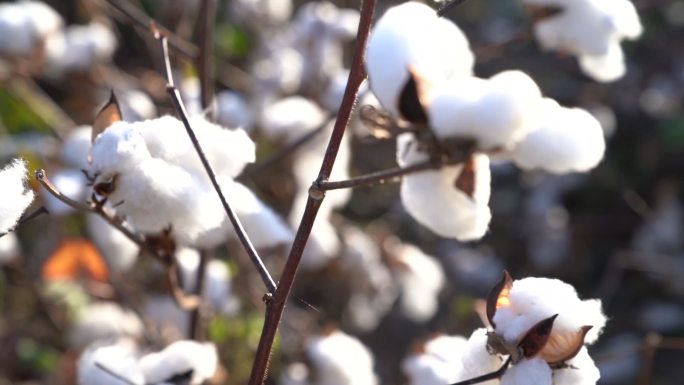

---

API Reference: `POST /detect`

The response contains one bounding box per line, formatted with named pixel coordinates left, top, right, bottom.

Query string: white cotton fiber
left=397, top=134, right=491, bottom=241
left=86, top=213, right=139, bottom=272
left=139, top=340, right=217, bottom=385
left=61, top=125, right=93, bottom=170
left=392, top=243, right=446, bottom=322
left=69, top=302, right=143, bottom=351
left=0, top=158, right=34, bottom=234
left=428, top=71, right=542, bottom=150
left=77, top=340, right=144, bottom=385
left=553, top=347, right=601, bottom=385
left=500, top=357, right=552, bottom=385
left=366, top=1, right=473, bottom=117
left=306, top=330, right=378, bottom=385
left=509, top=98, right=605, bottom=174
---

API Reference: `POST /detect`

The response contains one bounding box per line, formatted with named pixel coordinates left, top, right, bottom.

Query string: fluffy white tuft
left=500, top=357, right=552, bottom=385
left=553, top=347, right=601, bottom=385
left=69, top=302, right=144, bottom=351
left=306, top=330, right=378, bottom=385
left=0, top=158, right=35, bottom=234
left=392, top=243, right=446, bottom=322
left=402, top=335, right=467, bottom=385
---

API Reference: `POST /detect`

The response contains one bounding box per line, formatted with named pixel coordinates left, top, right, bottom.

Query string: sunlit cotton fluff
left=492, top=276, right=606, bottom=361
left=522, top=0, right=642, bottom=81
left=553, top=347, right=601, bottom=385
left=397, top=134, right=491, bottom=241
left=366, top=1, right=474, bottom=118
left=508, top=98, right=606, bottom=174
left=138, top=340, right=218, bottom=385
left=306, top=329, right=378, bottom=385
left=427, top=71, right=543, bottom=150
left=0, top=158, right=35, bottom=234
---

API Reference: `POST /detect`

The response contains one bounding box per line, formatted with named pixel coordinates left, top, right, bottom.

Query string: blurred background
left=0, top=0, right=682, bottom=384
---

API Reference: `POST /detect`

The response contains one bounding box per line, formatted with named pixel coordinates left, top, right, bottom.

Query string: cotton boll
left=403, top=335, right=467, bottom=385
left=86, top=214, right=139, bottom=272
left=509, top=99, right=606, bottom=174
left=260, top=96, right=328, bottom=141
left=366, top=2, right=473, bottom=118
left=330, top=8, right=360, bottom=40
left=428, top=71, right=542, bottom=150
left=230, top=0, right=292, bottom=26
left=139, top=340, right=218, bottom=385
left=0, top=158, right=35, bottom=234
left=77, top=340, right=144, bottom=385
left=69, top=302, right=144, bottom=351
left=553, top=347, right=600, bottom=385
left=500, top=358, right=552, bottom=385
left=47, top=21, right=117, bottom=73
left=181, top=76, right=203, bottom=117
left=0, top=233, right=20, bottom=264
left=216, top=90, right=255, bottom=132
left=578, top=41, right=626, bottom=82
left=144, top=295, right=189, bottom=342
left=0, top=5, right=35, bottom=56
left=41, top=169, right=88, bottom=215
left=61, top=126, right=93, bottom=170
left=22, top=0, right=63, bottom=39
left=253, top=48, right=304, bottom=94
left=397, top=134, right=491, bottom=241
left=119, top=90, right=157, bottom=122
left=457, top=328, right=502, bottom=383
left=306, top=330, right=378, bottom=385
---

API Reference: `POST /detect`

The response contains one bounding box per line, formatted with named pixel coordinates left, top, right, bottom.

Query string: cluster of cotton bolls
left=402, top=273, right=606, bottom=385
left=521, top=0, right=642, bottom=82
left=0, top=1, right=117, bottom=75
left=366, top=1, right=608, bottom=241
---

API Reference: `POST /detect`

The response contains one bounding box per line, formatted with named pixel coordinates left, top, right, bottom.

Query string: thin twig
left=103, top=0, right=198, bottom=58
left=0, top=206, right=49, bottom=238
left=167, top=261, right=202, bottom=311
left=449, top=356, right=512, bottom=385
left=95, top=362, right=138, bottom=385
left=247, top=1, right=376, bottom=384
left=188, top=250, right=210, bottom=340
left=151, top=26, right=277, bottom=293
left=237, top=115, right=334, bottom=182
left=194, top=0, right=215, bottom=110
left=437, top=0, right=471, bottom=17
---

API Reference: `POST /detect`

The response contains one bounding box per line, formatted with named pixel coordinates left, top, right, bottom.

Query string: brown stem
left=237, top=115, right=334, bottom=182
left=317, top=159, right=446, bottom=191
left=194, top=0, right=215, bottom=110
left=247, top=1, right=376, bottom=384
left=188, top=250, right=210, bottom=340
left=167, top=260, right=202, bottom=311
left=151, top=27, right=277, bottom=293
left=437, top=0, right=472, bottom=17
left=449, top=356, right=512, bottom=385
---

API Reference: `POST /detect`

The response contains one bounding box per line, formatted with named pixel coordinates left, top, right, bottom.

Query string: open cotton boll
left=397, top=134, right=491, bottom=241
left=77, top=340, right=144, bottom=385
left=306, top=330, right=378, bottom=385
left=139, top=340, right=218, bottom=385
left=216, top=90, right=255, bottom=132
left=578, top=41, right=627, bottom=82
left=492, top=277, right=606, bottom=348
left=61, top=125, right=92, bottom=170
left=500, top=357, right=552, bottom=385
left=428, top=71, right=542, bottom=150
left=41, top=169, right=88, bottom=215
left=69, top=302, right=144, bottom=351
left=86, top=214, right=139, bottom=272
left=391, top=243, right=445, bottom=322
left=260, top=96, right=328, bottom=141
left=509, top=98, right=605, bottom=174
left=553, top=347, right=601, bottom=385
left=0, top=158, right=34, bottom=234
left=457, top=328, right=502, bottom=383
left=366, top=1, right=473, bottom=118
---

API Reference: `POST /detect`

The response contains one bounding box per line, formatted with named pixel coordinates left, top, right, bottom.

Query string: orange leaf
left=42, top=239, right=109, bottom=282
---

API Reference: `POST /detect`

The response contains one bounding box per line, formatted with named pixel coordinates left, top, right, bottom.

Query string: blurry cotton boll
left=253, top=47, right=304, bottom=95
left=144, top=295, right=190, bottom=342
left=230, top=0, right=292, bottom=26
left=293, top=2, right=360, bottom=41
left=306, top=329, right=378, bottom=385
left=216, top=90, right=254, bottom=132
left=586, top=104, right=617, bottom=137
left=176, top=248, right=240, bottom=315
left=180, top=76, right=203, bottom=116
left=500, top=357, right=552, bottom=385
left=365, top=1, right=474, bottom=118
left=638, top=79, right=682, bottom=118
left=77, top=339, right=144, bottom=385
left=402, top=335, right=467, bottom=385
left=509, top=98, right=606, bottom=174
left=387, top=241, right=445, bottom=322
left=69, top=302, right=144, bottom=351
left=0, top=233, right=20, bottom=264
left=427, top=70, right=543, bottom=150
left=61, top=125, right=92, bottom=170
left=279, top=362, right=310, bottom=385
left=41, top=169, right=88, bottom=215
left=138, top=340, right=218, bottom=385
left=261, top=96, right=328, bottom=141
left=86, top=214, right=139, bottom=272
left=118, top=90, right=157, bottom=122
left=45, top=21, right=117, bottom=75
left=522, top=0, right=642, bottom=82
left=457, top=328, right=501, bottom=383
left=0, top=1, right=62, bottom=57
left=397, top=134, right=492, bottom=241
left=0, top=158, right=35, bottom=234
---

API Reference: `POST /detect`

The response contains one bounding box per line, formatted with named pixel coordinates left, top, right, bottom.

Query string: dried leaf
left=454, top=156, right=476, bottom=198
left=486, top=270, right=513, bottom=328
left=542, top=325, right=593, bottom=365
left=398, top=67, right=429, bottom=125
left=519, top=314, right=558, bottom=358
left=42, top=238, right=109, bottom=282
left=92, top=91, right=122, bottom=145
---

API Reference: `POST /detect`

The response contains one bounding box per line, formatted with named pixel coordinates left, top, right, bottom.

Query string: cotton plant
left=77, top=338, right=218, bottom=385
left=0, top=158, right=35, bottom=234
left=88, top=95, right=292, bottom=250
left=521, top=0, right=642, bottom=82
left=365, top=1, right=607, bottom=241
